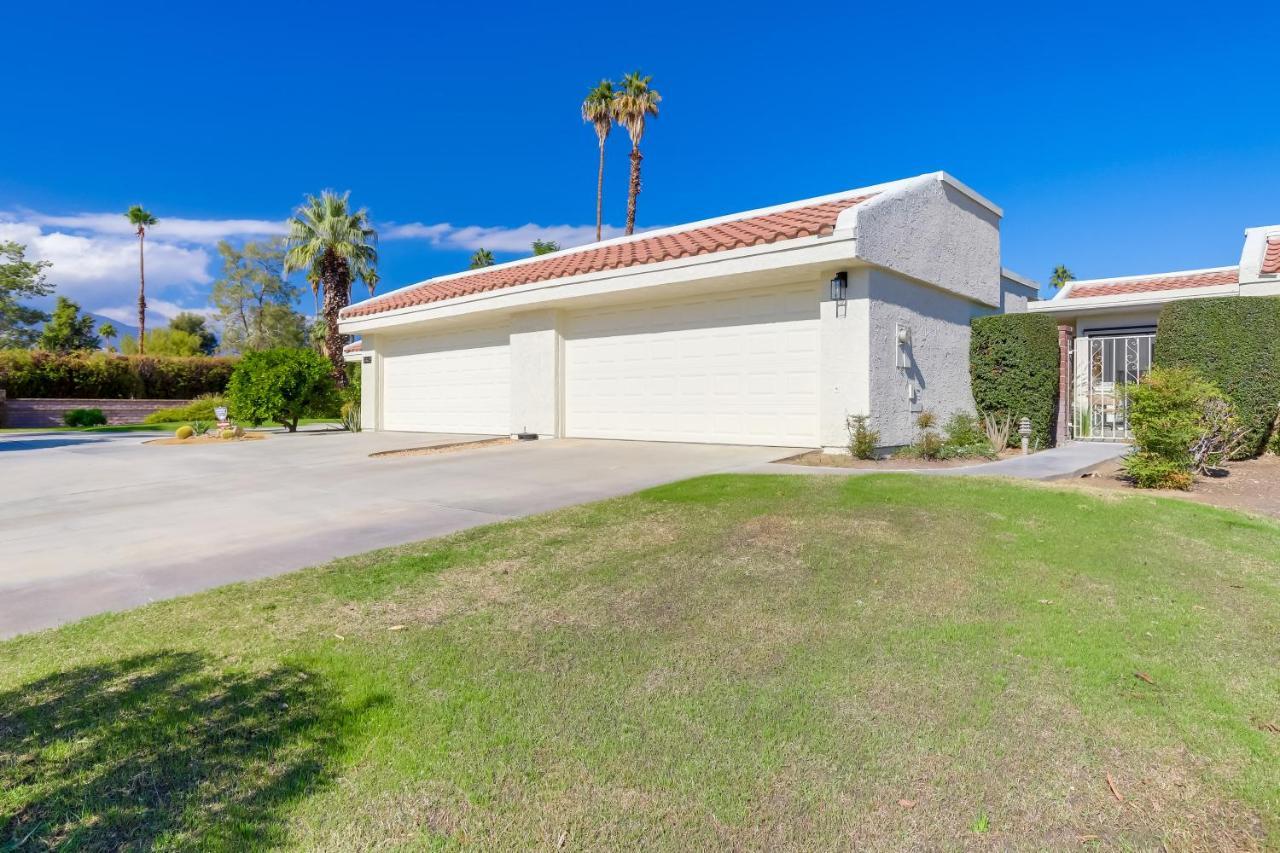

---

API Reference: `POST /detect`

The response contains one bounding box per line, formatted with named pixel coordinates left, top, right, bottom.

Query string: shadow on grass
left=0, top=651, right=372, bottom=850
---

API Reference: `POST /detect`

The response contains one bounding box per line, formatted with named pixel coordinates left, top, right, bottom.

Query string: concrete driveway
left=0, top=430, right=790, bottom=637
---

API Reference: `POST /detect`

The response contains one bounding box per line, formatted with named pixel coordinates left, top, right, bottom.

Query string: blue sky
left=3, top=0, right=1276, bottom=329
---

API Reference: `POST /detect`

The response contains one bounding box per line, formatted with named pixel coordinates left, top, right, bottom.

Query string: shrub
left=226, top=348, right=337, bottom=432
left=1122, top=367, right=1244, bottom=489
left=144, top=394, right=228, bottom=424
left=969, top=314, right=1060, bottom=447
left=942, top=412, right=984, bottom=447
left=898, top=410, right=944, bottom=460
left=63, top=408, right=107, bottom=428
left=0, top=350, right=236, bottom=399
left=1154, top=296, right=1280, bottom=457
left=845, top=414, right=879, bottom=459
left=340, top=400, right=362, bottom=433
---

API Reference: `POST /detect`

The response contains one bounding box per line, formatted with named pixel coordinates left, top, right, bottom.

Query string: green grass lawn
left=2, top=475, right=1277, bottom=850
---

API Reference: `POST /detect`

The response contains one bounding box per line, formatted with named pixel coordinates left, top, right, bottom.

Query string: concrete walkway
left=758, top=441, right=1128, bottom=480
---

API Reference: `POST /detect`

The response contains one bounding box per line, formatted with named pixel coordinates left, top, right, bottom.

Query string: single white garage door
left=379, top=323, right=511, bottom=434
left=564, top=285, right=820, bottom=446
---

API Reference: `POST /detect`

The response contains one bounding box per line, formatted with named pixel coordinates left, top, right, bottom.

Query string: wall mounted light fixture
left=829, top=271, right=848, bottom=301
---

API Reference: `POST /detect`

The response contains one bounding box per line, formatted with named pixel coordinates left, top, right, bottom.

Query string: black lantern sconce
left=829, top=270, right=848, bottom=301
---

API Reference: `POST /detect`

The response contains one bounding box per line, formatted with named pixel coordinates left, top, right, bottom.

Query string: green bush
left=226, top=348, right=337, bottom=432
left=0, top=350, right=236, bottom=399
left=845, top=414, right=879, bottom=459
left=1122, top=367, right=1241, bottom=490
left=1154, top=296, right=1280, bottom=458
left=969, top=314, right=1060, bottom=447
left=143, top=394, right=228, bottom=424
left=63, top=408, right=107, bottom=428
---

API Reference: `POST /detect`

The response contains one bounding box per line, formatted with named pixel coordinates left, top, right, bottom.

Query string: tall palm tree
left=581, top=79, right=615, bottom=242
left=125, top=205, right=157, bottom=353
left=469, top=248, right=494, bottom=269
left=1049, top=265, right=1076, bottom=290
left=614, top=72, right=661, bottom=236
left=283, top=190, right=379, bottom=386
left=98, top=322, right=118, bottom=351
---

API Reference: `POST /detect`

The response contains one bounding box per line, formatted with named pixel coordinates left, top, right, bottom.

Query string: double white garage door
left=378, top=285, right=820, bottom=447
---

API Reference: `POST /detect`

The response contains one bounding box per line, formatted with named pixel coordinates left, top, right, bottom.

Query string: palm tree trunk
left=136, top=230, right=147, bottom=355
left=625, top=146, right=642, bottom=236
left=320, top=250, right=350, bottom=388
left=595, top=138, right=606, bottom=242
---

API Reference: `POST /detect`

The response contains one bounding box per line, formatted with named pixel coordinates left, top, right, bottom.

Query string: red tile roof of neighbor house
left=1262, top=237, right=1280, bottom=275
left=343, top=340, right=362, bottom=352
left=340, top=194, right=876, bottom=319
left=1066, top=267, right=1239, bottom=300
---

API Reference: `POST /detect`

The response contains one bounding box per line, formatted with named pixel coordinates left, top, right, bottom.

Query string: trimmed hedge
left=0, top=350, right=237, bottom=399
left=1154, top=296, right=1280, bottom=457
left=969, top=313, right=1060, bottom=447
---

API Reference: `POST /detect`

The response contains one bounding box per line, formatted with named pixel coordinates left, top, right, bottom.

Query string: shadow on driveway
left=0, top=437, right=110, bottom=453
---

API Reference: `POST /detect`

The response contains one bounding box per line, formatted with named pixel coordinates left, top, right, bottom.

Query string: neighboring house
left=343, top=340, right=363, bottom=362
left=338, top=172, right=1033, bottom=451
left=1030, top=224, right=1280, bottom=441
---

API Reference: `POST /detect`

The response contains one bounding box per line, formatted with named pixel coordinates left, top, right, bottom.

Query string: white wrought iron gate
left=1068, top=334, right=1154, bottom=441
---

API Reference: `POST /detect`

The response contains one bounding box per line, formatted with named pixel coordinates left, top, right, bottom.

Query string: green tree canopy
left=167, top=312, right=218, bottom=355
left=469, top=248, right=494, bottom=269
left=1049, top=265, right=1076, bottom=290
left=0, top=241, right=54, bottom=348
left=38, top=296, right=100, bottom=352
left=210, top=238, right=306, bottom=353
left=119, top=328, right=204, bottom=357
left=226, top=347, right=337, bottom=432
left=531, top=240, right=560, bottom=256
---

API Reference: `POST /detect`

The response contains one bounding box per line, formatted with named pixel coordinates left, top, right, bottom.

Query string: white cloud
left=17, top=211, right=286, bottom=242
left=383, top=221, right=627, bottom=253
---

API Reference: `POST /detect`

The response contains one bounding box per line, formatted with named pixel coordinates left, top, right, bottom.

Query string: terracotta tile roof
left=1262, top=237, right=1280, bottom=275
left=342, top=340, right=362, bottom=352
left=1067, top=267, right=1239, bottom=300
left=341, top=194, right=875, bottom=319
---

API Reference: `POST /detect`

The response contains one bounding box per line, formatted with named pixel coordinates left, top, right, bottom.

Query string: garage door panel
left=564, top=286, right=819, bottom=447
left=380, top=324, right=510, bottom=434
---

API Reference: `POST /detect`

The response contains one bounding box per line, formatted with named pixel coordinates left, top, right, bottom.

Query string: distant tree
left=38, top=296, right=100, bottom=352
left=469, top=248, right=495, bottom=269
left=98, top=322, right=118, bottom=351
left=1049, top=265, right=1076, bottom=290
left=168, top=312, right=218, bottom=355
left=0, top=240, right=54, bottom=348
left=581, top=79, right=616, bottom=242
left=210, top=238, right=306, bottom=353
left=226, top=347, right=337, bottom=432
left=119, top=327, right=203, bottom=357
left=614, top=71, right=661, bottom=235
left=125, top=205, right=158, bottom=353
left=531, top=239, right=560, bottom=256
left=283, top=191, right=379, bottom=387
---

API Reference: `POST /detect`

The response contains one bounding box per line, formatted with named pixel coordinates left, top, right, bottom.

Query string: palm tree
left=125, top=205, right=157, bottom=353
left=614, top=72, right=661, bottom=236
left=469, top=248, right=495, bottom=269
left=98, top=322, right=118, bottom=351
left=283, top=190, right=379, bottom=386
left=581, top=79, right=615, bottom=242
left=1049, top=265, right=1076, bottom=289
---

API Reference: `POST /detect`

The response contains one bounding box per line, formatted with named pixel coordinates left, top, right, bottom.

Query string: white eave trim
left=1028, top=282, right=1240, bottom=313
left=339, top=231, right=857, bottom=334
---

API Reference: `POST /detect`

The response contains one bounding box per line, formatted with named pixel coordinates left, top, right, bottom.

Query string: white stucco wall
left=846, top=176, right=1002, bottom=309
left=818, top=270, right=871, bottom=452
left=508, top=309, right=561, bottom=437
left=864, top=269, right=985, bottom=448
left=359, top=338, right=379, bottom=430
left=1072, top=309, right=1160, bottom=336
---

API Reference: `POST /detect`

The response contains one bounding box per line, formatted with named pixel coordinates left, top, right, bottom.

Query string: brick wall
left=1056, top=324, right=1072, bottom=444
left=0, top=397, right=193, bottom=428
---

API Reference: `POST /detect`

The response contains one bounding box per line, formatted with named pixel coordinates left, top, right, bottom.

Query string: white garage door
left=564, top=285, right=820, bottom=446
left=379, top=323, right=510, bottom=434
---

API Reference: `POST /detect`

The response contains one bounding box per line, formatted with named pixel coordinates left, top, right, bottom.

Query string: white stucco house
left=1030, top=223, right=1280, bottom=440
left=339, top=172, right=1036, bottom=451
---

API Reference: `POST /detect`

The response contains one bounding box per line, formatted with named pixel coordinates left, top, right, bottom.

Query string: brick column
left=1056, top=324, right=1072, bottom=445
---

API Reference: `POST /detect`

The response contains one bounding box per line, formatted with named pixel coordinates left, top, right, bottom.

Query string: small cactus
left=219, top=428, right=237, bottom=440
left=233, top=425, right=245, bottom=438
left=175, top=425, right=194, bottom=440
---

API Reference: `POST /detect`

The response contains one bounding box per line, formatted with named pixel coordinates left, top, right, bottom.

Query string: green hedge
left=1154, top=296, right=1280, bottom=457
left=0, top=350, right=237, bottom=399
left=969, top=313, right=1060, bottom=447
